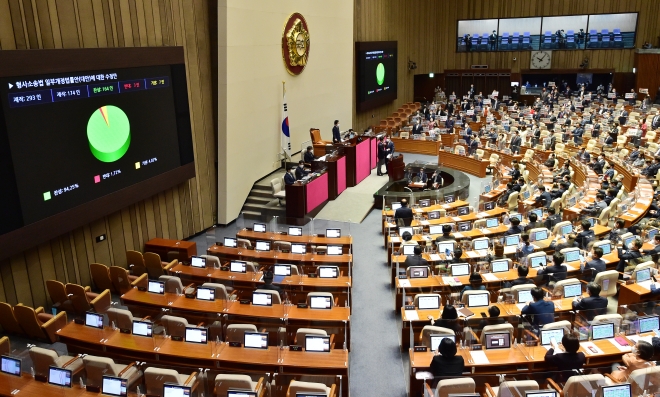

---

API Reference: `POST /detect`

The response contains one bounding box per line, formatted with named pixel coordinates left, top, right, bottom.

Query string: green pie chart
left=376, top=63, right=385, bottom=85
left=87, top=105, right=131, bottom=162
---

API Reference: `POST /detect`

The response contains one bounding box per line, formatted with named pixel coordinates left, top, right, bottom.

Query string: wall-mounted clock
left=530, top=50, right=552, bottom=69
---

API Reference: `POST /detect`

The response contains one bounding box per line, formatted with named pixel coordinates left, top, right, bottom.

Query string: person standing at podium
left=385, top=136, right=395, bottom=172
left=332, top=120, right=341, bottom=143
left=377, top=136, right=388, bottom=176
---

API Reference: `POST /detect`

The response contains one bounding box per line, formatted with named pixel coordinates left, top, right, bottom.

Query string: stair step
left=246, top=196, right=272, bottom=204
left=249, top=191, right=274, bottom=199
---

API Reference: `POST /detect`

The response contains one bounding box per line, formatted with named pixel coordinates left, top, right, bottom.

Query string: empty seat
left=126, top=250, right=147, bottom=276
left=201, top=282, right=231, bottom=300
left=89, top=263, right=115, bottom=293
left=200, top=255, right=220, bottom=268
left=145, top=367, right=197, bottom=395
left=46, top=279, right=74, bottom=313
left=29, top=346, right=84, bottom=380
left=145, top=252, right=176, bottom=279
left=14, top=304, right=66, bottom=343
left=158, top=275, right=185, bottom=294
left=109, top=266, right=138, bottom=294
left=0, top=302, right=24, bottom=336
left=426, top=378, right=476, bottom=397
left=485, top=380, right=538, bottom=397
left=271, top=178, right=286, bottom=205
left=65, top=283, right=98, bottom=314
left=296, top=327, right=328, bottom=344
left=548, top=374, right=605, bottom=397
left=480, top=323, right=514, bottom=345
left=0, top=336, right=8, bottom=356
left=106, top=308, right=134, bottom=332
left=214, top=374, right=264, bottom=396
left=160, top=315, right=189, bottom=338
left=226, top=324, right=258, bottom=343
left=83, top=355, right=142, bottom=389
left=287, top=380, right=334, bottom=397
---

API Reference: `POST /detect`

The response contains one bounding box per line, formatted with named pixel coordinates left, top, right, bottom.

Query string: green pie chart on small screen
left=87, top=105, right=131, bottom=162
left=376, top=63, right=385, bottom=85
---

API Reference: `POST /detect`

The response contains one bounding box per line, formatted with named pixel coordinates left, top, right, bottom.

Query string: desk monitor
left=0, top=355, right=21, bottom=377
left=399, top=226, right=413, bottom=237
left=419, top=199, right=431, bottom=207
left=450, top=263, right=470, bottom=277
left=253, top=223, right=266, bottom=233
left=592, top=323, right=615, bottom=340
left=486, top=218, right=499, bottom=228
left=196, top=287, right=215, bottom=301
left=227, top=391, right=257, bottom=397
left=563, top=283, right=582, bottom=298
left=585, top=217, right=597, bottom=227
left=326, top=228, right=341, bottom=238
left=224, top=237, right=237, bottom=248
left=163, top=383, right=192, bottom=397
left=430, top=334, right=455, bottom=351
left=525, top=392, right=558, bottom=397
left=533, top=229, right=549, bottom=241
left=318, top=266, right=339, bottom=278
left=191, top=256, right=206, bottom=268
left=244, top=332, right=268, bottom=349
left=102, top=375, right=128, bottom=397
left=273, top=264, right=291, bottom=276
left=485, top=333, right=510, bottom=349
left=457, top=206, right=470, bottom=216
left=638, top=316, right=660, bottom=333
left=291, top=243, right=306, bottom=254
left=409, top=266, right=429, bottom=278
left=517, top=289, right=533, bottom=303
left=418, top=295, right=440, bottom=310
left=560, top=224, right=573, bottom=236
left=148, top=280, right=165, bottom=294
left=508, top=213, right=522, bottom=222
left=563, top=249, right=580, bottom=262
left=567, top=196, right=577, bottom=207
left=623, top=235, right=637, bottom=248
left=648, top=228, right=659, bottom=241
left=429, top=225, right=443, bottom=235
left=596, top=243, right=612, bottom=255
left=85, top=311, right=104, bottom=329
left=457, top=222, right=471, bottom=231
left=184, top=327, right=208, bottom=344
left=310, top=296, right=332, bottom=309
left=523, top=190, right=531, bottom=200
left=48, top=366, right=72, bottom=387
left=529, top=209, right=543, bottom=219
left=288, top=226, right=303, bottom=236
left=255, top=241, right=271, bottom=252
left=230, top=261, right=247, bottom=273
left=540, top=328, right=565, bottom=346
left=327, top=245, right=342, bottom=255
left=484, top=185, right=492, bottom=194
left=428, top=211, right=441, bottom=220
left=484, top=201, right=495, bottom=211
left=132, top=320, right=153, bottom=337
left=305, top=335, right=330, bottom=352
left=252, top=292, right=273, bottom=306
left=504, top=235, right=520, bottom=246
left=437, top=242, right=455, bottom=255
left=402, top=244, right=416, bottom=256
left=473, top=239, right=489, bottom=251
left=600, top=384, right=631, bottom=397
left=491, top=260, right=509, bottom=273
left=467, top=293, right=490, bottom=308
left=445, top=195, right=455, bottom=203
left=636, top=268, right=652, bottom=283
left=391, top=202, right=402, bottom=210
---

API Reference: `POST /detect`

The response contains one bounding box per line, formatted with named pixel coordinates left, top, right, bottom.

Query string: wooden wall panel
left=354, top=0, right=660, bottom=130
left=0, top=0, right=216, bottom=309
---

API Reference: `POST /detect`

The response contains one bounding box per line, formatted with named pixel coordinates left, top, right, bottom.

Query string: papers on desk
left=481, top=228, right=491, bottom=234
left=442, top=277, right=462, bottom=286
left=608, top=338, right=633, bottom=353
left=580, top=342, right=604, bottom=355
left=429, top=254, right=441, bottom=262
left=516, top=303, right=527, bottom=311
left=453, top=232, right=464, bottom=238
left=452, top=216, right=463, bottom=222
left=317, top=155, right=327, bottom=161
left=476, top=212, right=489, bottom=218
left=390, top=237, right=401, bottom=243
left=399, top=279, right=411, bottom=288
left=628, top=335, right=654, bottom=345
left=636, top=280, right=658, bottom=291
left=420, top=220, right=430, bottom=226
left=441, top=204, right=451, bottom=209
left=482, top=273, right=500, bottom=282
left=414, top=209, right=423, bottom=213
left=470, top=351, right=490, bottom=364
left=404, top=310, right=419, bottom=321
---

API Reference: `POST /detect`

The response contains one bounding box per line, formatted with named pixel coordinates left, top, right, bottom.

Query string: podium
left=389, top=154, right=405, bottom=182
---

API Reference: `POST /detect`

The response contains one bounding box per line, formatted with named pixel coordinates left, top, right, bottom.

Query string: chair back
left=0, top=336, right=9, bottom=356
left=237, top=238, right=252, bottom=249
left=296, top=327, right=327, bottom=344
left=462, top=289, right=489, bottom=305
left=145, top=368, right=184, bottom=395
left=271, top=178, right=283, bottom=195
left=144, top=252, right=166, bottom=279
left=273, top=241, right=292, bottom=252
left=413, top=293, right=442, bottom=309
left=632, top=261, right=656, bottom=280
left=480, top=323, right=514, bottom=345
left=159, top=275, right=184, bottom=294
left=65, top=283, right=91, bottom=314
left=436, top=378, right=475, bottom=397
left=287, top=380, right=330, bottom=397
left=109, top=266, right=133, bottom=294
left=200, top=255, right=220, bottom=268
left=255, top=289, right=282, bottom=304
left=511, top=284, right=536, bottom=302
left=0, top=302, right=23, bottom=335
left=507, top=192, right=519, bottom=211
left=629, top=366, right=660, bottom=397
left=497, top=380, right=539, bottom=397
left=46, top=280, right=73, bottom=311
left=310, top=129, right=323, bottom=143
left=420, top=325, right=455, bottom=348
left=89, top=263, right=115, bottom=292
left=106, top=308, right=134, bottom=332
left=226, top=324, right=258, bottom=343
left=541, top=320, right=572, bottom=334
left=126, top=250, right=147, bottom=276
left=594, top=270, right=619, bottom=297
left=14, top=305, right=47, bottom=340
left=160, top=315, right=189, bottom=338
left=563, top=374, right=605, bottom=397
left=29, top=346, right=59, bottom=378
left=214, top=374, right=255, bottom=396
left=83, top=356, right=120, bottom=387
left=201, top=283, right=230, bottom=300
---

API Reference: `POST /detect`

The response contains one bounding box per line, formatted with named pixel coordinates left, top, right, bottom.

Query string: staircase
left=239, top=169, right=287, bottom=220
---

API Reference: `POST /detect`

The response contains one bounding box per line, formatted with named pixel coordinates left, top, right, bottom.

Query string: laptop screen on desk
left=592, top=323, right=615, bottom=340
left=639, top=316, right=660, bottom=333
left=649, top=228, right=659, bottom=240
left=508, top=213, right=522, bottom=222
left=253, top=223, right=266, bottom=232
left=530, top=255, right=546, bottom=268
left=457, top=206, right=469, bottom=215
left=418, top=295, right=440, bottom=310
left=244, top=332, right=268, bottom=349
left=468, top=293, right=489, bottom=308
left=163, top=384, right=192, bottom=397
left=391, top=202, right=402, bottom=210
left=319, top=266, right=339, bottom=278
left=230, top=261, right=247, bottom=273
left=399, top=227, right=413, bottom=236
left=485, top=333, right=510, bottom=349
left=540, top=328, right=564, bottom=346
left=597, top=243, right=611, bottom=255
left=517, top=289, right=532, bottom=303
left=560, top=224, right=573, bottom=236
left=132, top=320, right=153, bottom=337
left=430, top=335, right=455, bottom=351
left=419, top=199, right=431, bottom=207
left=327, top=245, right=342, bottom=255
left=310, top=296, right=332, bottom=309
left=428, top=211, right=440, bottom=219
left=291, top=243, right=306, bottom=254
left=255, top=241, right=270, bottom=251
left=624, top=235, right=637, bottom=248
left=473, top=239, right=489, bottom=250
left=563, top=250, right=580, bottom=262
left=486, top=218, right=499, bottom=228
left=484, top=201, right=496, bottom=211
left=196, top=287, right=215, bottom=301
left=409, top=266, right=428, bottom=278
left=402, top=245, right=416, bottom=256
left=191, top=256, right=206, bottom=268
left=523, top=191, right=531, bottom=200
left=637, top=268, right=651, bottom=283
left=102, top=375, right=128, bottom=397
left=437, top=242, right=454, bottom=255
left=148, top=280, right=165, bottom=294
left=564, top=283, right=582, bottom=298
left=326, top=228, right=341, bottom=238
left=445, top=195, right=455, bottom=203
left=504, top=235, right=520, bottom=246
left=224, top=237, right=237, bottom=248
left=305, top=335, right=330, bottom=352
left=288, top=227, right=303, bottom=236
left=252, top=292, right=272, bottom=306
left=533, top=230, right=549, bottom=241
left=429, top=225, right=443, bottom=234
left=184, top=327, right=207, bottom=344
left=274, top=264, right=291, bottom=276
left=458, top=222, right=471, bottom=231
left=0, top=356, right=21, bottom=376
left=601, top=384, right=631, bottom=397
left=529, top=209, right=543, bottom=219
left=85, top=312, right=104, bottom=329
left=48, top=366, right=72, bottom=387
left=491, top=260, right=509, bottom=273
left=450, top=264, right=470, bottom=276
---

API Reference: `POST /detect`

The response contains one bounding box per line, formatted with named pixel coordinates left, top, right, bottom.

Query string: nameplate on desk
left=172, top=336, right=183, bottom=341
left=413, top=346, right=428, bottom=352
left=220, top=266, right=229, bottom=271
left=138, top=286, right=147, bottom=291
left=308, top=274, right=317, bottom=278
left=184, top=292, right=195, bottom=299
left=240, top=299, right=250, bottom=304
left=289, top=345, right=303, bottom=351
left=404, top=305, right=416, bottom=310
left=297, top=303, right=308, bottom=308
left=626, top=279, right=635, bottom=285
left=471, top=344, right=483, bottom=350
left=35, top=374, right=47, bottom=382
left=120, top=328, right=131, bottom=334
left=74, top=318, right=84, bottom=325
left=86, top=386, right=101, bottom=393
left=398, top=275, right=408, bottom=279
left=228, top=341, right=241, bottom=347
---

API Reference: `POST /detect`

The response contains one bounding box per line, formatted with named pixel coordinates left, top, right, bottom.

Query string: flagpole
left=281, top=81, right=290, bottom=162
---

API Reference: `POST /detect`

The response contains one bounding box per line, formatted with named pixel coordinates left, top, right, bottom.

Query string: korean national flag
left=281, top=93, right=291, bottom=157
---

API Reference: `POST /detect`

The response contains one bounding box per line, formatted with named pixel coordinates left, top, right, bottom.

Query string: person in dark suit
left=430, top=170, right=443, bottom=190
left=575, top=219, right=595, bottom=249
left=616, top=238, right=643, bottom=273
left=429, top=305, right=461, bottom=334
left=505, top=265, right=534, bottom=288
left=537, top=252, right=568, bottom=285
left=394, top=199, right=413, bottom=226
left=582, top=247, right=606, bottom=282
left=642, top=234, right=660, bottom=257
left=434, top=225, right=456, bottom=243
left=418, top=170, right=428, bottom=184
left=524, top=212, right=543, bottom=232
left=332, top=120, right=341, bottom=143
left=535, top=186, right=553, bottom=208
left=652, top=114, right=660, bottom=130
left=551, top=233, right=579, bottom=251
left=377, top=136, right=388, bottom=176
left=404, top=245, right=429, bottom=269
left=284, top=167, right=296, bottom=185
left=488, top=30, right=497, bottom=50
left=412, top=120, right=424, bottom=136
left=430, top=336, right=464, bottom=378
left=521, top=287, right=555, bottom=328
left=468, top=84, right=475, bottom=99
left=572, top=282, right=608, bottom=320
left=385, top=137, right=395, bottom=172
left=295, top=160, right=308, bottom=180
left=304, top=146, right=315, bottom=163
left=544, top=207, right=562, bottom=230
left=509, top=131, right=522, bottom=154
left=544, top=333, right=586, bottom=373
left=258, top=271, right=283, bottom=298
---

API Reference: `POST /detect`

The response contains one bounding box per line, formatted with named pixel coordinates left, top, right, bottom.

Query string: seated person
left=616, top=238, right=643, bottom=273
left=583, top=194, right=607, bottom=217
left=575, top=219, right=595, bottom=249
left=428, top=305, right=461, bottom=333
left=524, top=212, right=543, bottom=231
left=582, top=246, right=606, bottom=282
left=295, top=160, right=308, bottom=180
left=609, top=341, right=656, bottom=383
left=434, top=225, right=456, bottom=243
left=518, top=234, right=535, bottom=258
left=303, top=145, right=315, bottom=163
left=505, top=265, right=533, bottom=288
left=544, top=333, right=586, bottom=373
left=491, top=242, right=506, bottom=260
left=537, top=252, right=568, bottom=285
left=550, top=232, right=578, bottom=251
left=259, top=271, right=283, bottom=298
left=430, top=337, right=465, bottom=378
left=436, top=247, right=464, bottom=274
left=572, top=282, right=608, bottom=320
left=478, top=306, right=505, bottom=329
left=521, top=287, right=555, bottom=328
left=609, top=219, right=629, bottom=243
left=544, top=207, right=562, bottom=230
left=498, top=183, right=515, bottom=206
left=460, top=272, right=486, bottom=299
left=284, top=167, right=297, bottom=185
left=401, top=231, right=418, bottom=247
left=505, top=217, right=523, bottom=236
left=642, top=234, right=660, bottom=257
left=403, top=245, right=428, bottom=271
left=535, top=186, right=553, bottom=208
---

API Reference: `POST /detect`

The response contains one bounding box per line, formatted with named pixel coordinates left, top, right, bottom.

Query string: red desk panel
left=356, top=139, right=371, bottom=184
left=306, top=172, right=329, bottom=213
left=337, top=155, right=347, bottom=196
